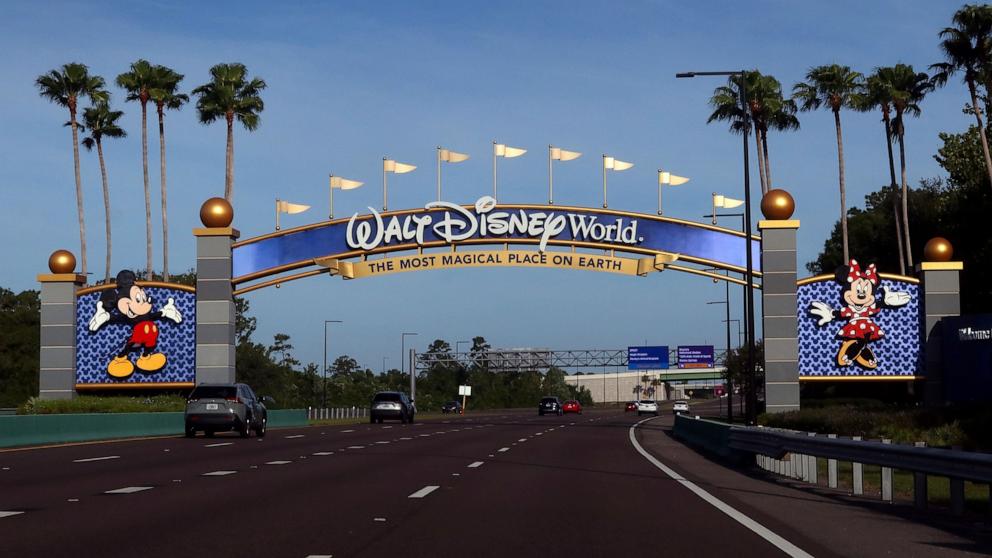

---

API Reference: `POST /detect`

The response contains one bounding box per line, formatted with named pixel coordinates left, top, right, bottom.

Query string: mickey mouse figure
left=87, top=270, right=183, bottom=379
left=809, top=259, right=910, bottom=370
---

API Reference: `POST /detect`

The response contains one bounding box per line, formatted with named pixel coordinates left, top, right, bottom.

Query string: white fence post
left=852, top=436, right=864, bottom=496
left=881, top=439, right=893, bottom=502
left=828, top=434, right=838, bottom=488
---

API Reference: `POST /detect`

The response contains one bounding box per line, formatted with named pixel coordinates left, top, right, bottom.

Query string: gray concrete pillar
left=917, top=261, right=962, bottom=406
left=194, top=226, right=239, bottom=384
left=38, top=270, right=86, bottom=400
left=759, top=219, right=800, bottom=413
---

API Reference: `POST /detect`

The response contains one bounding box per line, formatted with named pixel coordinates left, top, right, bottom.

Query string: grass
left=18, top=395, right=187, bottom=414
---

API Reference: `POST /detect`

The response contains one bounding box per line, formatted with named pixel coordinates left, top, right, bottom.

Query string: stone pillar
left=38, top=250, right=85, bottom=400
left=195, top=198, right=238, bottom=385
left=917, top=237, right=963, bottom=406
left=758, top=189, right=800, bottom=414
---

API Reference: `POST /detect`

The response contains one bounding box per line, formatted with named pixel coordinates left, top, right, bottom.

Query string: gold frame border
left=800, top=375, right=918, bottom=382
left=77, top=281, right=197, bottom=297
left=75, top=382, right=195, bottom=390
left=796, top=272, right=920, bottom=286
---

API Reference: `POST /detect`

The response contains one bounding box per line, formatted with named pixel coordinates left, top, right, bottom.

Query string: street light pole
left=402, top=332, right=418, bottom=401
left=679, top=69, right=756, bottom=423
left=323, top=320, right=343, bottom=409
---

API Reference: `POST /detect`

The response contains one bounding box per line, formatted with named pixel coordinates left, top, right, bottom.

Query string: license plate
left=206, top=403, right=218, bottom=410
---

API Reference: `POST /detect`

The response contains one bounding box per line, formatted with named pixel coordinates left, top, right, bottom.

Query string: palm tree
left=35, top=63, right=107, bottom=276
left=80, top=103, right=127, bottom=283
left=858, top=70, right=906, bottom=274
left=888, top=65, right=934, bottom=269
left=192, top=63, right=267, bottom=202
left=149, top=65, right=188, bottom=282
left=793, top=65, right=864, bottom=262
left=931, top=4, right=992, bottom=191
left=116, top=59, right=157, bottom=280
left=707, top=71, right=797, bottom=194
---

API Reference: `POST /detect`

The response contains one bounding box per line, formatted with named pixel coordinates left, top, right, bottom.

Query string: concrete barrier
left=0, top=409, right=308, bottom=448
left=672, top=414, right=749, bottom=465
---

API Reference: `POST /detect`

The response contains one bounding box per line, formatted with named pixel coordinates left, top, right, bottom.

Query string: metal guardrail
left=308, top=407, right=367, bottom=420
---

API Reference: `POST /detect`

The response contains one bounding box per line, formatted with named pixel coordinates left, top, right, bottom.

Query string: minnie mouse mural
left=809, top=259, right=911, bottom=369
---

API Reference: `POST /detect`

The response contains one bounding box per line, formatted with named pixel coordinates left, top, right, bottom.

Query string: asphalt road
left=0, top=406, right=987, bottom=557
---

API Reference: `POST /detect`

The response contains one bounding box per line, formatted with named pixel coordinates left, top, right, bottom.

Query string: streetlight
left=382, top=158, right=416, bottom=211
left=328, top=175, right=364, bottom=219
left=602, top=154, right=633, bottom=208
left=548, top=145, right=582, bottom=204
left=657, top=169, right=690, bottom=215
left=322, top=320, right=343, bottom=409
left=678, top=69, right=757, bottom=424
left=705, top=267, right=733, bottom=424
left=436, top=147, right=469, bottom=201
left=493, top=141, right=526, bottom=202
left=401, top=332, right=418, bottom=401
left=382, top=356, right=389, bottom=375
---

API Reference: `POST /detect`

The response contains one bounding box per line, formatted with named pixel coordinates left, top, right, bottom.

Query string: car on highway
left=184, top=383, right=269, bottom=438
left=562, top=400, right=582, bottom=414
left=538, top=396, right=563, bottom=416
left=441, top=400, right=462, bottom=414
left=636, top=399, right=659, bottom=416
left=624, top=401, right=638, bottom=412
left=673, top=400, right=690, bottom=414
left=370, top=391, right=415, bottom=424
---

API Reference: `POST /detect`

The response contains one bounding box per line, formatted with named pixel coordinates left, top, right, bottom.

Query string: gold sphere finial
left=924, top=237, right=953, bottom=262
left=48, top=249, right=76, bottom=274
left=200, top=197, right=233, bottom=228
left=760, top=189, right=795, bottom=220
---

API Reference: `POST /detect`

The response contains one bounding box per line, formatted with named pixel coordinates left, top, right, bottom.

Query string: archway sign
left=37, top=191, right=964, bottom=413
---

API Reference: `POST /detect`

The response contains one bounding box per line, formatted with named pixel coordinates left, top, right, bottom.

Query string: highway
left=1, top=406, right=990, bottom=557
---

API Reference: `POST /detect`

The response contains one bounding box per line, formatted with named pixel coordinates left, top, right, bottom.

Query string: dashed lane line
left=468, top=461, right=484, bottom=468
left=517, top=438, right=527, bottom=442
left=285, top=435, right=305, bottom=439
left=202, top=470, right=237, bottom=476
left=347, top=445, right=365, bottom=449
left=313, top=452, right=334, bottom=456
left=265, top=460, right=292, bottom=465
left=340, top=430, right=355, bottom=433
left=408, top=485, right=440, bottom=499
left=204, top=442, right=233, bottom=448
left=498, top=447, right=510, bottom=453
left=73, top=455, right=120, bottom=463
left=629, top=418, right=813, bottom=558
left=0, top=511, right=24, bottom=519
left=105, top=486, right=153, bottom=494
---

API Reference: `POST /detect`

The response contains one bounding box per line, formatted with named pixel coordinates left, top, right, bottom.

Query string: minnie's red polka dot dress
left=838, top=305, right=883, bottom=341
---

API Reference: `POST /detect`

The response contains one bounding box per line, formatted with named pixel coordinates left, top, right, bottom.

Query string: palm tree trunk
left=882, top=112, right=905, bottom=275
left=898, top=124, right=913, bottom=268
left=761, top=128, right=773, bottom=190
left=97, top=139, right=112, bottom=283
left=833, top=109, right=849, bottom=263
left=141, top=100, right=153, bottom=281
left=225, top=113, right=234, bottom=202
left=968, top=78, right=992, bottom=191
left=158, top=107, right=169, bottom=282
left=753, top=123, right=767, bottom=194
left=69, top=108, right=87, bottom=275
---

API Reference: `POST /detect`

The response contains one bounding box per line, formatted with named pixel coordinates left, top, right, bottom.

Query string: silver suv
left=185, top=383, right=270, bottom=438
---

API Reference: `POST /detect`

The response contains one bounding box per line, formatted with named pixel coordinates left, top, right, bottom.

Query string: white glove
left=88, top=301, right=110, bottom=331
left=160, top=298, right=183, bottom=323
left=883, top=290, right=911, bottom=307
left=810, top=301, right=834, bottom=326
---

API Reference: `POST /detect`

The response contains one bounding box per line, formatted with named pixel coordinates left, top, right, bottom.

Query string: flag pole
left=329, top=175, right=334, bottom=220
left=602, top=155, right=608, bottom=209
left=548, top=145, right=554, bottom=205
left=383, top=157, right=388, bottom=211
left=492, top=141, right=498, bottom=202
left=712, top=192, right=717, bottom=225
left=658, top=171, right=663, bottom=215
left=436, top=147, right=442, bottom=202
left=276, top=198, right=281, bottom=231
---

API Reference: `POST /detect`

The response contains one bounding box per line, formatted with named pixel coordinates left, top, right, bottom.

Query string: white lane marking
left=306, top=555, right=333, bottom=558
left=452, top=473, right=461, bottom=476
left=535, top=432, right=543, bottom=436
left=347, top=445, right=365, bottom=449
left=408, top=485, right=440, bottom=499
left=629, top=418, right=813, bottom=558
left=265, top=460, right=292, bottom=465
left=73, top=455, right=120, bottom=463
left=313, top=452, right=334, bottom=456
left=375, top=441, right=390, bottom=444
left=400, top=437, right=413, bottom=441
left=418, top=434, right=431, bottom=437
left=517, top=438, right=527, bottom=442
left=204, top=442, right=233, bottom=448
left=202, top=470, right=237, bottom=476
left=468, top=461, right=484, bottom=468
left=498, top=447, right=510, bottom=452
left=451, top=429, right=460, bottom=432
left=105, top=486, right=153, bottom=494
left=383, top=426, right=392, bottom=429
left=0, top=511, right=24, bottom=519
left=341, top=429, right=355, bottom=433
left=285, top=434, right=305, bottom=439
left=374, top=517, right=387, bottom=522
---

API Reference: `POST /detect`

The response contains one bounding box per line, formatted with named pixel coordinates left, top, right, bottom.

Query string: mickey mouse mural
left=808, top=259, right=911, bottom=370
left=86, top=270, right=183, bottom=379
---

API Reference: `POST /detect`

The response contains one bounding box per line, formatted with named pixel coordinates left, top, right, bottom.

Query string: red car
left=624, top=401, right=637, bottom=412
left=562, top=400, right=583, bottom=414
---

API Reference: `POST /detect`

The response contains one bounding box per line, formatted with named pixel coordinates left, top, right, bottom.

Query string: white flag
left=384, top=159, right=417, bottom=174
left=604, top=156, right=634, bottom=171
left=714, top=194, right=744, bottom=209
left=439, top=148, right=470, bottom=163
left=494, top=143, right=527, bottom=158
left=550, top=147, right=582, bottom=161
left=277, top=200, right=310, bottom=214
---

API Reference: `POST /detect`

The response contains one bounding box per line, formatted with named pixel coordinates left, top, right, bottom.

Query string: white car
left=636, top=400, right=659, bottom=416
left=672, top=400, right=690, bottom=415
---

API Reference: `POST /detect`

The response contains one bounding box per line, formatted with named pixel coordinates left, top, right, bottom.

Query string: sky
left=0, top=0, right=974, bottom=372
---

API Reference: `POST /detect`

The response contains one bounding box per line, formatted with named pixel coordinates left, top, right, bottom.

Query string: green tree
left=794, top=64, right=864, bottom=262
left=116, top=60, right=158, bottom=280
left=931, top=4, right=992, bottom=191
left=0, top=289, right=40, bottom=406
left=148, top=65, right=188, bottom=282
left=80, top=103, right=127, bottom=283
left=192, top=63, right=267, bottom=202
left=35, top=63, right=107, bottom=275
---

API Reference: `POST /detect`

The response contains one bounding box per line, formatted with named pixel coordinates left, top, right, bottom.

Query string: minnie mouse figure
left=87, top=270, right=183, bottom=379
left=809, top=259, right=910, bottom=370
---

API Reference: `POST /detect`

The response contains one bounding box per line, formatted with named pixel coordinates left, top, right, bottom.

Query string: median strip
left=408, top=485, right=440, bottom=499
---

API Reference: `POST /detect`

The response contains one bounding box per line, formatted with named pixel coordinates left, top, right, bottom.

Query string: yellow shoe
left=836, top=340, right=857, bottom=367
left=107, top=357, right=134, bottom=379
left=136, top=353, right=167, bottom=372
